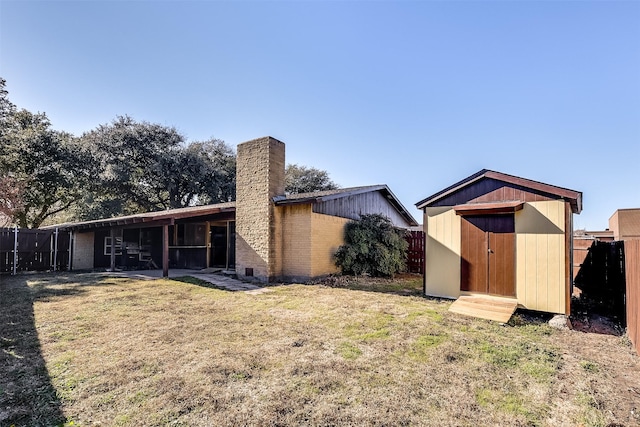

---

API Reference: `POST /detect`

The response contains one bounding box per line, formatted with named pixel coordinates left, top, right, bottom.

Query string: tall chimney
left=235, top=136, right=285, bottom=282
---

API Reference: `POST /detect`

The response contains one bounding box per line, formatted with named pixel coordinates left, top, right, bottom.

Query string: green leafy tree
left=182, top=138, right=236, bottom=204
left=76, top=117, right=237, bottom=220
left=285, top=163, right=339, bottom=194
left=0, top=174, right=24, bottom=226
left=80, top=115, right=185, bottom=213
left=334, top=214, right=409, bottom=277
left=0, top=79, right=95, bottom=228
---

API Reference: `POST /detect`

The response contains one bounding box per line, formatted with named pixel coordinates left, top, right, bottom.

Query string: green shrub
left=334, top=214, right=408, bottom=277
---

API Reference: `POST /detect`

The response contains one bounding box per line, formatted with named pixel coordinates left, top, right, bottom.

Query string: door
left=461, top=215, right=515, bottom=296
left=210, top=225, right=228, bottom=268
left=209, top=221, right=236, bottom=270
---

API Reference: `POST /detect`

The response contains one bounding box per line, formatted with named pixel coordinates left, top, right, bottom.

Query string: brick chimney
left=235, top=136, right=285, bottom=282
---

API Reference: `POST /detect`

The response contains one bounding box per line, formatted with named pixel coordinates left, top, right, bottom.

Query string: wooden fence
left=625, top=240, right=640, bottom=356
left=0, top=227, right=70, bottom=274
left=406, top=230, right=425, bottom=274
left=574, top=240, right=627, bottom=323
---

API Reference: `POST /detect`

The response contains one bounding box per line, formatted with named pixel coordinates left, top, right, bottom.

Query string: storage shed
left=415, top=169, right=582, bottom=315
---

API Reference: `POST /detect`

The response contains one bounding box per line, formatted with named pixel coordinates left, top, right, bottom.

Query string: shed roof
left=274, top=185, right=419, bottom=226
left=416, top=169, right=582, bottom=214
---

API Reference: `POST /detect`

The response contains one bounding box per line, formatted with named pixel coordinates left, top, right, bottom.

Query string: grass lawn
left=1, top=272, right=639, bottom=426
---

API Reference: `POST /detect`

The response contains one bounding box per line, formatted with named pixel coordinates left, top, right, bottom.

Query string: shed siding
left=432, top=178, right=556, bottom=208
left=73, top=232, right=95, bottom=270
left=313, top=191, right=411, bottom=228
left=310, top=213, right=349, bottom=278
left=424, top=207, right=461, bottom=298
left=515, top=201, right=566, bottom=314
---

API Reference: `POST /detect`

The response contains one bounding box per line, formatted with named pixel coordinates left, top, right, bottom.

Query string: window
left=104, top=235, right=123, bottom=256
left=170, top=223, right=207, bottom=247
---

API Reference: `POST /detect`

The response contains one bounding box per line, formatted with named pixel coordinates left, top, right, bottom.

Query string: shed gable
left=431, top=178, right=557, bottom=207
left=416, top=170, right=582, bottom=214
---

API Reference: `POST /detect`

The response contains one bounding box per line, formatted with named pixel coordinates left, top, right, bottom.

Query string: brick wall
left=72, top=232, right=95, bottom=270
left=277, top=205, right=349, bottom=281
left=310, top=212, right=349, bottom=278
left=235, top=137, right=285, bottom=282
left=279, top=204, right=312, bottom=281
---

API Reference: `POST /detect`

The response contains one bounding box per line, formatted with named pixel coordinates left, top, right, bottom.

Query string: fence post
left=12, top=225, right=18, bottom=275
left=53, top=227, right=59, bottom=272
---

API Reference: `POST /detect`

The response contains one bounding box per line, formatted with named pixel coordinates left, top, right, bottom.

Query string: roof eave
left=275, top=185, right=419, bottom=227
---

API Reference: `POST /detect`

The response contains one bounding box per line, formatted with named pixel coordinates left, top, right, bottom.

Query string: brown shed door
left=461, top=215, right=515, bottom=296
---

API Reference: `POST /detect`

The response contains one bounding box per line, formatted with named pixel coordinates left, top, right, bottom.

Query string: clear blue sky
left=1, top=0, right=638, bottom=230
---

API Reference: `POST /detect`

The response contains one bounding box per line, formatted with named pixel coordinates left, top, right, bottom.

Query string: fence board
left=0, top=228, right=70, bottom=274
left=625, top=240, right=640, bottom=356
left=574, top=240, right=626, bottom=322
left=406, top=231, right=425, bottom=274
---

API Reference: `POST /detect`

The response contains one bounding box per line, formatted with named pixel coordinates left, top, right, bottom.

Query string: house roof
left=415, top=169, right=583, bottom=214
left=47, top=202, right=236, bottom=231
left=274, top=185, right=419, bottom=226
left=48, top=185, right=419, bottom=231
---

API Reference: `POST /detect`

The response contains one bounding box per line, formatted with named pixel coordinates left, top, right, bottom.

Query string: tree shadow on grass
left=0, top=274, right=73, bottom=426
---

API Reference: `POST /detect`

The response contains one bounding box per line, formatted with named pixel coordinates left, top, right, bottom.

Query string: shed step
left=449, top=295, right=518, bottom=323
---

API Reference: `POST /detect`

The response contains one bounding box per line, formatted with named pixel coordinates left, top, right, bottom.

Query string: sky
left=1, top=0, right=638, bottom=230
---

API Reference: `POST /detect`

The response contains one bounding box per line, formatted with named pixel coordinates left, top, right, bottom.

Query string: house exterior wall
left=313, top=191, right=413, bottom=228
left=279, top=204, right=312, bottom=281
left=235, top=137, right=285, bottom=282
left=310, top=212, right=349, bottom=278
left=423, top=200, right=569, bottom=314
left=515, top=200, right=567, bottom=314
left=424, top=207, right=461, bottom=298
left=73, top=231, right=94, bottom=270
left=610, top=211, right=620, bottom=240
left=609, top=209, right=640, bottom=240
left=277, top=205, right=348, bottom=281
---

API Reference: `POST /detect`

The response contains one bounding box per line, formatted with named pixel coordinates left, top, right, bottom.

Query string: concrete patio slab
left=99, top=269, right=271, bottom=293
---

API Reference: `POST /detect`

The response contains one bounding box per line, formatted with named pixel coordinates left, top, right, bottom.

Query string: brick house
left=609, top=208, right=640, bottom=241
left=59, top=137, right=417, bottom=282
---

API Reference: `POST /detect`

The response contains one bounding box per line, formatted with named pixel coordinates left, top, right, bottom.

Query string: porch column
left=162, top=224, right=169, bottom=277
left=205, top=221, right=211, bottom=268
left=110, top=228, right=116, bottom=271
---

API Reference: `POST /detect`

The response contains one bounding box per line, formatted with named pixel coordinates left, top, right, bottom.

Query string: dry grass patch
left=1, top=272, right=638, bottom=426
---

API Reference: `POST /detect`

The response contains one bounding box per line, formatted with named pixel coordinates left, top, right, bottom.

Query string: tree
left=0, top=79, right=95, bottom=228
left=181, top=138, right=236, bottom=204
left=0, top=174, right=24, bottom=226
left=334, top=214, right=408, bottom=277
left=77, top=117, right=237, bottom=219
left=80, top=115, right=184, bottom=213
left=285, top=163, right=339, bottom=194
